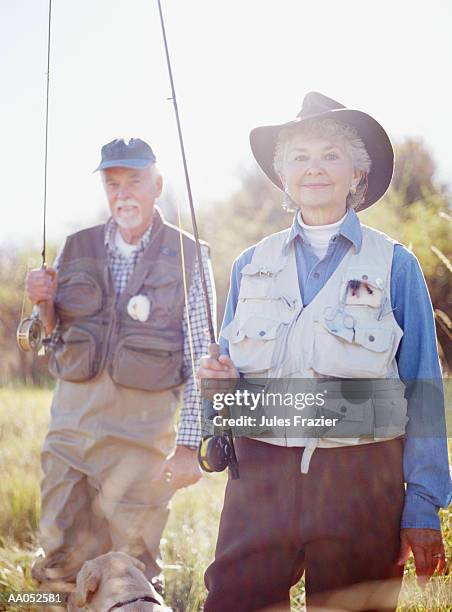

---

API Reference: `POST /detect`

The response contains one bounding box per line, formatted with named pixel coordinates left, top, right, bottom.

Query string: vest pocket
left=238, top=263, right=298, bottom=319
left=373, top=391, right=408, bottom=438
left=111, top=335, right=183, bottom=391
left=312, top=321, right=396, bottom=378
left=48, top=325, right=97, bottom=382
left=239, top=263, right=279, bottom=299
left=340, top=267, right=385, bottom=309
left=221, top=315, right=284, bottom=374
left=142, top=274, right=179, bottom=317
left=56, top=273, right=103, bottom=318
left=318, top=398, right=373, bottom=438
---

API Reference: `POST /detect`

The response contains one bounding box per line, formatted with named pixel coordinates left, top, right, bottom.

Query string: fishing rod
left=16, top=0, right=53, bottom=354
left=156, top=0, right=239, bottom=479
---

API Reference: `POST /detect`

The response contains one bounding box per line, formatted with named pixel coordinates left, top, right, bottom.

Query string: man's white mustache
left=113, top=198, right=143, bottom=229
left=114, top=199, right=140, bottom=213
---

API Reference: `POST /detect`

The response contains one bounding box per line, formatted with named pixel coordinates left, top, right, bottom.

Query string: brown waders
left=32, top=370, right=179, bottom=600
left=204, top=437, right=405, bottom=612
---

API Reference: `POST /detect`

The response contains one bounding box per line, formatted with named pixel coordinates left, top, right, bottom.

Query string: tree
left=391, top=139, right=437, bottom=205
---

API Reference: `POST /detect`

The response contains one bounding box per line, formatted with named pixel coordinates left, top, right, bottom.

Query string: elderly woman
left=198, top=92, right=451, bottom=611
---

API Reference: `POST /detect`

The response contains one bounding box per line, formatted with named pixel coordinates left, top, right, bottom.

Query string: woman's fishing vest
left=221, top=223, right=407, bottom=471
left=48, top=210, right=196, bottom=392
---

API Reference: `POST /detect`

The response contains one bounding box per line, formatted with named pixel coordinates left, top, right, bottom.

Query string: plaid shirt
left=50, top=216, right=214, bottom=448
left=104, top=217, right=153, bottom=297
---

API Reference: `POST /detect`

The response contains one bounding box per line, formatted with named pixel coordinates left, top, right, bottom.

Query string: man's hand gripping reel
left=16, top=265, right=48, bottom=354
left=198, top=342, right=240, bottom=479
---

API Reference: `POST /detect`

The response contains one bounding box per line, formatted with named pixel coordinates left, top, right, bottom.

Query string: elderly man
left=27, top=138, right=213, bottom=597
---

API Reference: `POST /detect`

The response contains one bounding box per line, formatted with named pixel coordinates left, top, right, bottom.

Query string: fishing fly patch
left=127, top=295, right=151, bottom=322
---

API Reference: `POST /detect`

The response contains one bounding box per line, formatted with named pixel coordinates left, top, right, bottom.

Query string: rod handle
left=208, top=342, right=220, bottom=361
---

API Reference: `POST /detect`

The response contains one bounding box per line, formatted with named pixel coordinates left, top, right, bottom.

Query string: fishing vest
left=221, top=223, right=407, bottom=471
left=48, top=209, right=197, bottom=392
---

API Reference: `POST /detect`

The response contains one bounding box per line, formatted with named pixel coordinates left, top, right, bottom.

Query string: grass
left=0, top=388, right=451, bottom=611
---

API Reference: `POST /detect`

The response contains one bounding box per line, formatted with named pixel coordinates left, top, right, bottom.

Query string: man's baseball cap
left=93, top=138, right=156, bottom=172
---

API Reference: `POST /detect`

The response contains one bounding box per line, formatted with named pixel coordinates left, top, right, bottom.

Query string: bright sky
left=1, top=0, right=451, bottom=250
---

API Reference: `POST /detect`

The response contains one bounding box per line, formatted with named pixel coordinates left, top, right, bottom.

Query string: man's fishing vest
left=221, top=223, right=407, bottom=470
left=48, top=210, right=196, bottom=392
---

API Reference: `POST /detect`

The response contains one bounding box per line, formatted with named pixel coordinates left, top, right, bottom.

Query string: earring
left=350, top=185, right=357, bottom=195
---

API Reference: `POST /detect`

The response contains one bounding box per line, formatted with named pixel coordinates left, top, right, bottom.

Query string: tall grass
left=0, top=388, right=451, bottom=611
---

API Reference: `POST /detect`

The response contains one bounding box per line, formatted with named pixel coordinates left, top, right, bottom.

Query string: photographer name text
left=213, top=414, right=339, bottom=428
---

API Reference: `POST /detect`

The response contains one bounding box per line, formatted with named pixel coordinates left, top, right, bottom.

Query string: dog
left=67, top=551, right=171, bottom=611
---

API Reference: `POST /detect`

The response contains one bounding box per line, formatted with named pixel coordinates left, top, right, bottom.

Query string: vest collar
left=283, top=207, right=363, bottom=255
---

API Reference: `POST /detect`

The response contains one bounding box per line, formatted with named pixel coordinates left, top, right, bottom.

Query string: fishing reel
left=16, top=304, right=46, bottom=353
left=198, top=434, right=239, bottom=479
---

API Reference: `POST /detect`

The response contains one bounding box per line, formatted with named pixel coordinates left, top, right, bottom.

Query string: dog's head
left=70, top=552, right=150, bottom=611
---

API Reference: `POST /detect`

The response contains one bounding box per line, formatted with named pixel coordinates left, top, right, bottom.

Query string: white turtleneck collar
left=297, top=210, right=347, bottom=260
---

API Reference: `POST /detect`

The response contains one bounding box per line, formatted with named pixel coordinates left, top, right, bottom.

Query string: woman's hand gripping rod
left=198, top=343, right=240, bottom=479
left=156, top=0, right=239, bottom=478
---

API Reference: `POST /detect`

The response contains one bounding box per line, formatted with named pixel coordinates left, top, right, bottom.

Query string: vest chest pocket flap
left=48, top=325, right=98, bottom=382
left=142, top=271, right=180, bottom=318
left=221, top=315, right=284, bottom=374
left=238, top=263, right=297, bottom=319
left=239, top=263, right=279, bottom=298
left=312, top=322, right=396, bottom=378
left=56, top=272, right=103, bottom=319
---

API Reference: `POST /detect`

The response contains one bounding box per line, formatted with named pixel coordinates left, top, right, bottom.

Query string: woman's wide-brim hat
left=249, top=91, right=394, bottom=212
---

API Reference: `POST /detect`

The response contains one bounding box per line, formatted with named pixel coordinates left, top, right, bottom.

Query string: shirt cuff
left=177, top=443, right=198, bottom=451
left=401, top=490, right=441, bottom=530
left=176, top=415, right=202, bottom=448
left=44, top=317, right=62, bottom=353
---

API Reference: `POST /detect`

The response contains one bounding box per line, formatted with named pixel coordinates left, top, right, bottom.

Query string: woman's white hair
left=273, top=118, right=372, bottom=210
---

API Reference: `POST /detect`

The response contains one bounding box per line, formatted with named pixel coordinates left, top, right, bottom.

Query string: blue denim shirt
left=220, top=208, right=452, bottom=530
